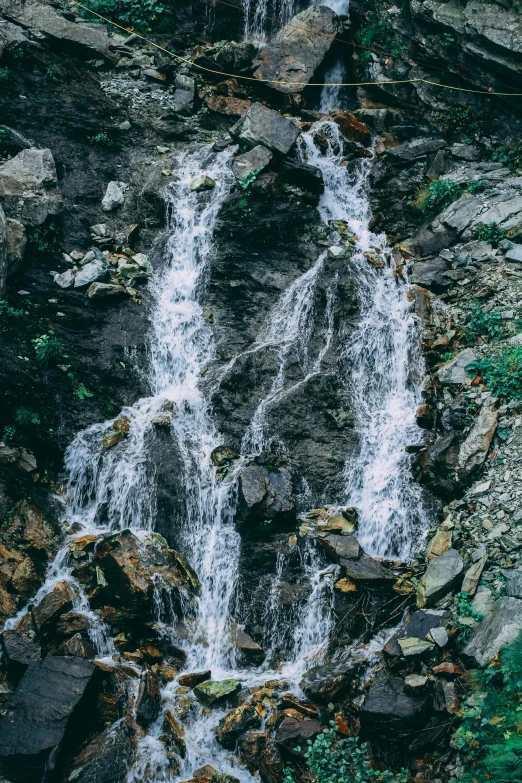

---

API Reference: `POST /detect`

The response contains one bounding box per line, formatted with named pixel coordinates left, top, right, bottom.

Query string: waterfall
left=298, top=122, right=429, bottom=559
left=319, top=58, right=347, bottom=113
left=242, top=0, right=296, bottom=42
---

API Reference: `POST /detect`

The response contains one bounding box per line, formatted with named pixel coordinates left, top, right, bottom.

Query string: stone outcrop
left=230, top=103, right=301, bottom=154
left=0, top=148, right=63, bottom=226
left=252, top=6, right=340, bottom=95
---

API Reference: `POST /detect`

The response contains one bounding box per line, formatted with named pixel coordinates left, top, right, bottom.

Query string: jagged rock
left=0, top=20, right=27, bottom=58
left=172, top=74, right=196, bottom=115
left=341, top=555, right=395, bottom=584
left=278, top=159, right=324, bottom=194
left=238, top=732, right=282, bottom=782
left=0, top=445, right=37, bottom=474
left=101, top=181, right=125, bottom=212
left=0, top=629, right=40, bottom=678
left=58, top=633, right=93, bottom=658
left=87, top=282, right=128, bottom=300
left=464, top=597, right=522, bottom=666
left=317, top=533, right=361, bottom=562
left=300, top=662, right=354, bottom=702
left=275, top=715, right=322, bottom=755
left=163, top=710, right=186, bottom=757
left=456, top=397, right=498, bottom=480
left=387, top=138, right=447, bottom=162
left=505, top=244, right=522, bottom=263
left=0, top=656, right=97, bottom=782
left=0, top=147, right=63, bottom=225
left=231, top=624, right=264, bottom=664
left=410, top=258, right=450, bottom=293
left=94, top=530, right=199, bottom=609
left=193, top=765, right=239, bottom=783
left=361, top=672, right=430, bottom=734
left=0, top=0, right=115, bottom=59
left=252, top=6, right=340, bottom=94
left=461, top=555, right=487, bottom=596
left=328, top=110, right=371, bottom=146
left=426, top=529, right=452, bottom=560
left=136, top=671, right=161, bottom=724
left=54, top=268, right=76, bottom=289
left=412, top=431, right=463, bottom=496
left=5, top=218, right=26, bottom=275
left=178, top=670, right=211, bottom=687
left=210, top=446, right=239, bottom=467
left=404, top=674, right=428, bottom=691
left=433, top=679, right=459, bottom=715
left=427, top=626, right=449, bottom=648
left=437, top=349, right=477, bottom=385
left=74, top=259, right=108, bottom=288
left=239, top=462, right=294, bottom=523
left=193, top=679, right=241, bottom=706
left=230, top=103, right=300, bottom=155
left=32, top=580, right=79, bottom=629
left=232, top=146, right=273, bottom=182
left=56, top=612, right=90, bottom=636
left=472, top=586, right=495, bottom=616
left=190, top=176, right=216, bottom=192
left=398, top=637, right=435, bottom=656
left=416, top=550, right=464, bottom=608
left=65, top=721, right=137, bottom=783
left=217, top=702, right=261, bottom=749
left=205, top=94, right=252, bottom=117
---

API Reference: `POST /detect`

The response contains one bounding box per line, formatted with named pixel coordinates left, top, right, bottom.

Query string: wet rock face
left=361, top=672, right=431, bottom=736
left=0, top=656, right=98, bottom=782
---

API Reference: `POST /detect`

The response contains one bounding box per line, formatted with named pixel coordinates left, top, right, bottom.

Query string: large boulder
left=384, top=609, right=452, bottom=657
left=230, top=103, right=301, bottom=155
left=456, top=397, right=498, bottom=481
left=64, top=722, right=137, bottom=783
left=416, top=549, right=464, bottom=608
left=0, top=148, right=63, bottom=226
left=232, top=146, right=273, bottom=181
left=239, top=462, right=294, bottom=523
left=0, top=0, right=115, bottom=60
left=437, top=349, right=477, bottom=385
left=464, top=597, right=522, bottom=666
left=275, top=714, right=322, bottom=756
left=361, top=672, right=431, bottom=735
left=0, top=656, right=98, bottom=782
left=217, top=702, right=261, bottom=749
left=193, top=679, right=241, bottom=707
left=252, top=5, right=340, bottom=95
left=300, top=662, right=356, bottom=703
left=410, top=258, right=450, bottom=293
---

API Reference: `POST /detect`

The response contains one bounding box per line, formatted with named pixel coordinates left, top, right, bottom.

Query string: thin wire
left=71, top=0, right=522, bottom=96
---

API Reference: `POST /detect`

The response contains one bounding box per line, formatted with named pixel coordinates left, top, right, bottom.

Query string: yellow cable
left=71, top=0, right=522, bottom=96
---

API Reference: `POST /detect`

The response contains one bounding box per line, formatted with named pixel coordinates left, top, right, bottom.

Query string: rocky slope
left=1, top=1, right=522, bottom=783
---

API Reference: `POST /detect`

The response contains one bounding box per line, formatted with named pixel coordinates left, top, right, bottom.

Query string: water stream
left=6, top=113, right=428, bottom=783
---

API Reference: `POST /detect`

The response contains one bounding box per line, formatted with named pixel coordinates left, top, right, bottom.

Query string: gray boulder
left=5, top=218, right=26, bottom=275
left=341, top=555, right=395, bottom=584
left=0, top=20, right=27, bottom=58
left=505, top=244, right=522, bottom=263
left=230, top=103, right=300, bottom=155
left=387, top=138, right=447, bottom=162
left=437, top=348, right=476, bottom=385
left=74, top=259, right=108, bottom=288
left=252, top=5, right=340, bottom=95
left=417, top=549, right=464, bottom=608
left=239, top=462, right=294, bottom=522
left=54, top=268, right=76, bottom=289
left=464, top=597, right=522, bottom=666
left=87, top=282, right=128, bottom=299
left=65, top=723, right=137, bottom=783
left=172, top=74, right=195, bottom=115
left=101, top=181, right=125, bottom=212
left=317, top=533, right=361, bottom=562
left=0, top=656, right=97, bottom=781
left=0, top=148, right=63, bottom=226
left=410, top=258, right=450, bottom=292
left=0, top=0, right=115, bottom=60
left=361, top=672, right=430, bottom=734
left=384, top=609, right=451, bottom=657
left=232, top=146, right=273, bottom=181
left=457, top=397, right=498, bottom=481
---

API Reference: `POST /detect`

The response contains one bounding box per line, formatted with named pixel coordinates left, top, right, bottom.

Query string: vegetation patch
left=465, top=303, right=503, bottom=342
left=466, top=346, right=522, bottom=400
left=80, top=0, right=164, bottom=33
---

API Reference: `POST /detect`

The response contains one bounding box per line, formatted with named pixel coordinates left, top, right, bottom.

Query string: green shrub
left=466, top=346, right=522, bottom=399
left=414, top=179, right=488, bottom=217
left=454, top=632, right=522, bottom=783
left=356, top=13, right=403, bottom=63
left=14, top=408, right=41, bottom=426
left=492, top=143, right=522, bottom=172
left=32, top=332, right=63, bottom=362
left=239, top=169, right=260, bottom=191
left=465, top=303, right=503, bottom=341
left=435, top=105, right=479, bottom=136
left=67, top=372, right=94, bottom=400
left=26, top=218, right=61, bottom=259
left=475, top=221, right=506, bottom=244
left=88, top=131, right=121, bottom=150
left=80, top=0, right=163, bottom=32
left=0, top=67, right=9, bottom=83
left=283, top=724, right=409, bottom=783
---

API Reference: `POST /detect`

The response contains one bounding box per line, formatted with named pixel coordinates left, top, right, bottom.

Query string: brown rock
left=205, top=94, right=251, bottom=117
left=328, top=110, right=371, bottom=146
left=136, top=671, right=161, bottom=724
left=178, top=670, right=211, bottom=687
left=432, top=662, right=464, bottom=677
left=32, top=581, right=79, bottom=629
left=163, top=710, right=186, bottom=757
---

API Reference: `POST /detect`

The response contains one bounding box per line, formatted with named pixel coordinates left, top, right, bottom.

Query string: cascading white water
left=319, top=58, right=347, bottom=113
left=242, top=0, right=295, bottom=42
left=298, top=122, right=429, bottom=559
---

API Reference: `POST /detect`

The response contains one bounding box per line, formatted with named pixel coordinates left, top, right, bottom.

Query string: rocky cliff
left=1, top=1, right=522, bottom=783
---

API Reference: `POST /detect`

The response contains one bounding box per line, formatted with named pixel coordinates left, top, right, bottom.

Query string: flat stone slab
left=193, top=679, right=241, bottom=706
left=230, top=103, right=300, bottom=155
left=437, top=349, right=476, bottom=385
left=464, top=596, right=522, bottom=666
left=417, top=549, right=463, bottom=608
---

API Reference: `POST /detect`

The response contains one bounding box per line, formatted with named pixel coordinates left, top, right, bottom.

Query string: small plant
left=45, top=65, right=59, bottom=82
left=475, top=221, right=506, bottom=244
left=67, top=372, right=94, bottom=400
left=356, top=12, right=403, bottom=63
left=415, top=179, right=462, bottom=215
left=435, top=105, right=479, bottom=136
left=466, top=346, right=522, bottom=400
left=88, top=131, right=121, bottom=150
left=465, top=303, right=503, bottom=341
left=0, top=67, right=9, bottom=83
left=32, top=332, right=64, bottom=362
left=80, top=0, right=164, bottom=32
left=440, top=351, right=455, bottom=363
left=14, top=408, right=41, bottom=426
left=239, top=169, right=260, bottom=191
left=0, top=300, right=24, bottom=319
left=492, top=142, right=522, bottom=172
left=238, top=196, right=248, bottom=209
left=454, top=591, right=483, bottom=621
left=455, top=632, right=522, bottom=783
left=27, top=218, right=61, bottom=258
left=284, top=724, right=409, bottom=783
